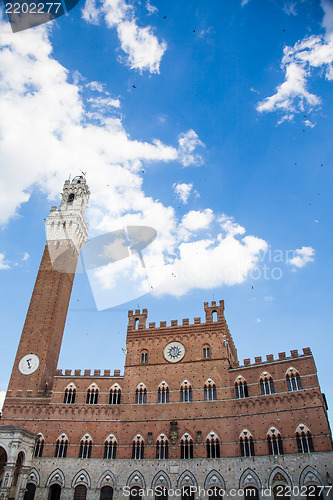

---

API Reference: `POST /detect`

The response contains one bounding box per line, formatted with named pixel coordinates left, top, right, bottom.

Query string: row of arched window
left=235, top=367, right=302, bottom=399
left=63, top=380, right=218, bottom=405
left=62, top=368, right=303, bottom=406
left=33, top=424, right=314, bottom=460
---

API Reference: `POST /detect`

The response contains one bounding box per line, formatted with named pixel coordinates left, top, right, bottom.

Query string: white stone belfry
left=46, top=176, right=90, bottom=255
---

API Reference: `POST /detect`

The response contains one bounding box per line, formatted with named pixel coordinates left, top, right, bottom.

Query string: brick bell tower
left=5, top=176, right=89, bottom=401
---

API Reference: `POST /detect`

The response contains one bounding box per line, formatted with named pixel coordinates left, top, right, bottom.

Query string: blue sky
left=0, top=0, right=333, bottom=424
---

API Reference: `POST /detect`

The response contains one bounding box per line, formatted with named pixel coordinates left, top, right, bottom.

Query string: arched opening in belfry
left=67, top=193, right=75, bottom=205
left=212, top=310, right=218, bottom=322
left=135, top=318, right=139, bottom=330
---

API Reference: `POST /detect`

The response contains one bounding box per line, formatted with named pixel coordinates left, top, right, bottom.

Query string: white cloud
left=146, top=1, right=158, bottom=15
left=287, top=246, right=315, bottom=268
left=82, top=0, right=167, bottom=73
left=154, top=227, right=268, bottom=297
left=283, top=1, right=298, bottom=16
left=241, top=0, right=250, bottom=6
left=0, top=253, right=10, bottom=270
left=22, top=252, right=30, bottom=261
left=0, top=391, right=6, bottom=412
left=256, top=318, right=262, bottom=323
left=304, top=119, right=315, bottom=127
left=181, top=209, right=214, bottom=231
left=257, top=33, right=333, bottom=120
left=117, top=21, right=167, bottom=73
left=173, top=182, right=199, bottom=204
left=321, top=0, right=333, bottom=34
left=178, top=130, right=205, bottom=167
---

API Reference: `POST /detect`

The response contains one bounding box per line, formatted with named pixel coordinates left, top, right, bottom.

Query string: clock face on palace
left=163, top=342, right=185, bottom=363
left=18, top=354, right=40, bottom=375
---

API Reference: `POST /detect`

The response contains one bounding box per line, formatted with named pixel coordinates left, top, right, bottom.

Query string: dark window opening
left=64, top=388, right=76, bottom=404
left=79, top=440, right=92, bottom=459
left=180, top=438, right=193, bottom=459
left=158, top=386, right=169, bottom=403
left=240, top=436, right=255, bottom=457
left=135, top=387, right=147, bottom=404
left=104, top=441, right=117, bottom=459
left=206, top=438, right=220, bottom=458
left=109, top=388, right=121, bottom=405
left=54, top=439, right=68, bottom=458
left=86, top=388, right=98, bottom=404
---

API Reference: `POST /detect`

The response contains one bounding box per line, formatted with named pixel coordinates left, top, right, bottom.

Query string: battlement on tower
left=55, top=369, right=123, bottom=377
left=230, top=347, right=312, bottom=369
left=127, top=301, right=227, bottom=332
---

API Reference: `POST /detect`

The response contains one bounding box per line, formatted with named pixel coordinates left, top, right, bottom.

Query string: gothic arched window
left=79, top=434, right=93, bottom=459
left=286, top=367, right=302, bottom=391
left=141, top=350, right=148, bottom=364
left=63, top=383, right=76, bottom=404
left=132, top=435, right=144, bottom=459
left=295, top=424, right=314, bottom=453
left=239, top=429, right=255, bottom=457
left=55, top=434, right=68, bottom=458
left=267, top=427, right=284, bottom=455
left=260, top=372, right=275, bottom=395
left=204, top=379, right=217, bottom=401
left=203, top=345, right=210, bottom=359
left=34, top=434, right=45, bottom=458
left=206, top=432, right=220, bottom=458
left=104, top=435, right=117, bottom=459
left=158, top=382, right=169, bottom=403
left=135, top=384, right=147, bottom=404
left=180, top=380, right=192, bottom=402
left=180, top=433, right=193, bottom=459
left=156, top=434, right=169, bottom=459
left=235, top=376, right=248, bottom=398
left=109, top=384, right=121, bottom=405
left=86, top=384, right=99, bottom=404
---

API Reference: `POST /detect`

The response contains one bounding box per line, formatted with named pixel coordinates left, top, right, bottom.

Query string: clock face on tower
left=164, top=342, right=185, bottom=363
left=18, top=354, right=40, bottom=375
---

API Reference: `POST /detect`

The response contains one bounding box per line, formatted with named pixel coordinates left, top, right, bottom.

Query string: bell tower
left=5, top=176, right=89, bottom=401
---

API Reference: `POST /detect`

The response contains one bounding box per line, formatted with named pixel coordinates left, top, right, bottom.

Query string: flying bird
left=132, top=85, right=136, bottom=88
left=122, top=348, right=127, bottom=355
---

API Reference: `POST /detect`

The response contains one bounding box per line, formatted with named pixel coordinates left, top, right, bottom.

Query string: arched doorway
left=74, top=485, right=87, bottom=500
left=207, top=487, right=224, bottom=500
left=100, top=485, right=113, bottom=500
left=244, top=487, right=259, bottom=499
left=48, top=484, right=61, bottom=500
left=181, top=486, right=195, bottom=500
left=130, top=486, right=143, bottom=500
left=23, top=483, right=37, bottom=500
